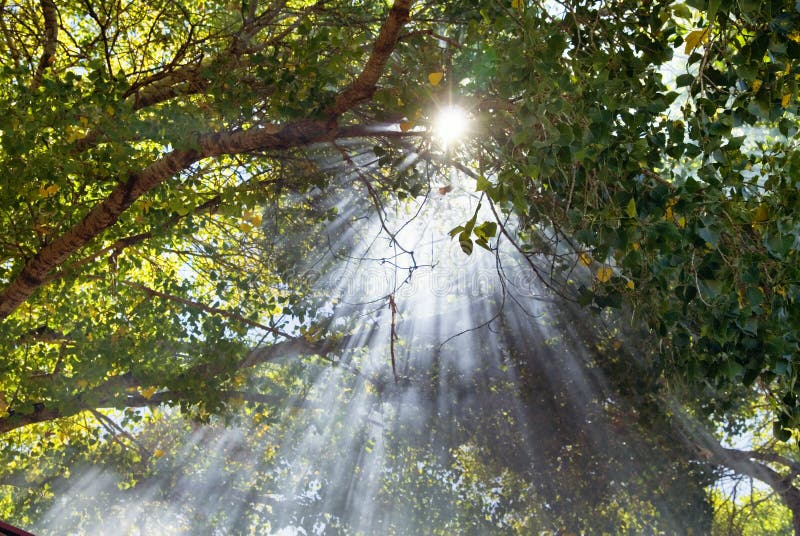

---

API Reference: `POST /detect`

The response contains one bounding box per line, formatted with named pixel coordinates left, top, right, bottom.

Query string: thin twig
left=388, top=293, right=399, bottom=382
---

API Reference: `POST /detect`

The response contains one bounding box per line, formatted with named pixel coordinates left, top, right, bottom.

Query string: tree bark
left=0, top=0, right=415, bottom=321
left=0, top=336, right=323, bottom=434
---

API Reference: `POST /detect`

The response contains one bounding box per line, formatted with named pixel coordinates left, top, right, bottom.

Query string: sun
left=432, top=105, right=470, bottom=147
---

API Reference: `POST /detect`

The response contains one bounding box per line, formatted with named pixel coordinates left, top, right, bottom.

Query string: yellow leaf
left=511, top=0, right=522, bottom=8
left=684, top=28, right=709, bottom=54
left=76, top=379, right=89, bottom=389
left=38, top=184, right=59, bottom=198
left=677, top=216, right=687, bottom=228
left=399, top=120, right=415, bottom=132
left=579, top=252, right=592, bottom=267
left=626, top=280, right=635, bottom=290
left=753, top=204, right=769, bottom=223
left=596, top=266, right=613, bottom=283
left=782, top=93, right=792, bottom=108
left=153, top=449, right=165, bottom=458
left=632, top=242, right=640, bottom=251
left=790, top=30, right=800, bottom=44
left=105, top=105, right=115, bottom=116
left=751, top=79, right=762, bottom=93
left=239, top=221, right=253, bottom=233
left=428, top=72, right=444, bottom=86
left=250, top=213, right=262, bottom=226
left=64, top=125, right=86, bottom=143
left=140, top=386, right=157, bottom=400
left=78, top=116, right=89, bottom=127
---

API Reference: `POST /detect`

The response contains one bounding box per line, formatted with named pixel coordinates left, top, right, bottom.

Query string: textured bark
left=328, top=0, right=413, bottom=116
left=0, top=119, right=344, bottom=320
left=30, top=0, right=57, bottom=91
left=687, top=428, right=800, bottom=534
left=0, top=403, right=60, bottom=434
left=1, top=0, right=416, bottom=320
left=0, top=148, right=200, bottom=319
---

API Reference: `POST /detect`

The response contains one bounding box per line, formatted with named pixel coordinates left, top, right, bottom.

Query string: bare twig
left=388, top=293, right=399, bottom=382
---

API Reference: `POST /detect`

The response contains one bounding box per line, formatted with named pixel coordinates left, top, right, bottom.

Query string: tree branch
left=0, top=116, right=422, bottom=321
left=328, top=0, right=412, bottom=117
left=121, top=279, right=295, bottom=339
left=0, top=120, right=335, bottom=320
left=0, top=337, right=324, bottom=434
left=723, top=448, right=800, bottom=477
left=30, top=0, right=57, bottom=91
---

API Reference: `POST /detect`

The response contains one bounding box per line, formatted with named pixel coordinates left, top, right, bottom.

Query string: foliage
left=0, top=0, right=798, bottom=533
left=711, top=488, right=793, bottom=535
left=2, top=305, right=714, bottom=534
left=456, top=0, right=800, bottom=437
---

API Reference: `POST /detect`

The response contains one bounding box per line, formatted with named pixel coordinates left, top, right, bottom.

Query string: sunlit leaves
left=625, top=198, right=637, bottom=218
left=427, top=72, right=444, bottom=86
left=683, top=28, right=709, bottom=54
left=437, top=0, right=800, bottom=440
left=595, top=266, right=613, bottom=283
left=37, top=184, right=59, bottom=198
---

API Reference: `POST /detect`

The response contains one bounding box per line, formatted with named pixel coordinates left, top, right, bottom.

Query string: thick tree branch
left=30, top=0, right=57, bottom=91
left=0, top=117, right=416, bottom=320
left=0, top=120, right=334, bottom=320
left=0, top=2, right=419, bottom=318
left=723, top=448, right=800, bottom=476
left=676, top=411, right=800, bottom=533
left=328, top=0, right=412, bottom=117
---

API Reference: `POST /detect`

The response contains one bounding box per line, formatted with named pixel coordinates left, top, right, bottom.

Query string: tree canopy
left=1, top=0, right=800, bottom=533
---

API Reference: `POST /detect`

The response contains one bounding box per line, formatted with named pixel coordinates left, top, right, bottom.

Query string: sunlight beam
left=432, top=105, right=470, bottom=147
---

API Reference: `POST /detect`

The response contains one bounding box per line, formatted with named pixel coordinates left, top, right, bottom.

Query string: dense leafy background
left=1, top=0, right=800, bottom=533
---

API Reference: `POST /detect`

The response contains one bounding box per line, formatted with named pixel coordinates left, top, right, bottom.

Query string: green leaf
left=774, top=421, right=792, bottom=442
left=672, top=3, right=693, bottom=19
left=696, top=226, right=719, bottom=247
left=675, top=74, right=695, bottom=87
left=459, top=231, right=474, bottom=255
left=448, top=225, right=465, bottom=238
left=625, top=198, right=637, bottom=218
left=474, top=221, right=498, bottom=241
left=476, top=175, right=492, bottom=192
